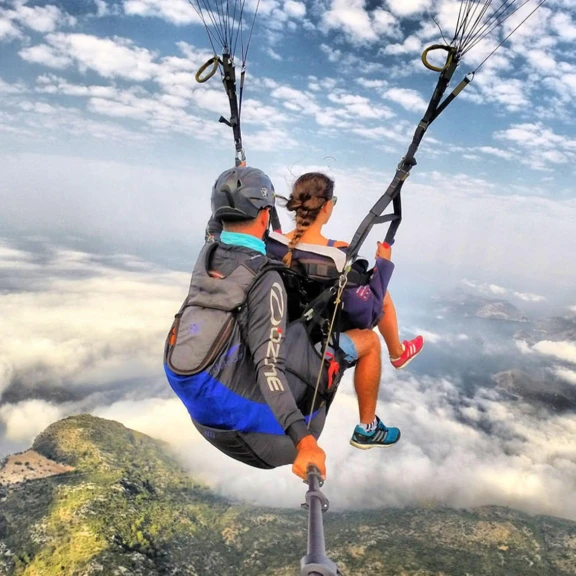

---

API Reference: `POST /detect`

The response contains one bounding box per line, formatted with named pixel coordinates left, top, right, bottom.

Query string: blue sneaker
left=349, top=417, right=401, bottom=450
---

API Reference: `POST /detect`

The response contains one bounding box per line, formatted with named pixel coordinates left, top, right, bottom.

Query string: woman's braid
left=282, top=173, right=334, bottom=267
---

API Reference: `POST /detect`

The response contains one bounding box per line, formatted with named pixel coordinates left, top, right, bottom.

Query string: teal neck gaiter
left=220, top=231, right=266, bottom=255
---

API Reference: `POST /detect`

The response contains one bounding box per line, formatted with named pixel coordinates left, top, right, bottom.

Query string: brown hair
left=282, top=172, right=334, bottom=267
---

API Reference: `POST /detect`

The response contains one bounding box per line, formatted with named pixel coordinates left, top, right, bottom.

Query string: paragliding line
left=345, top=0, right=548, bottom=263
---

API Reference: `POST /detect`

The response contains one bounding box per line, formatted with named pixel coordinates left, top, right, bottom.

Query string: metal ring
left=421, top=44, right=453, bottom=72
left=195, top=56, right=220, bottom=83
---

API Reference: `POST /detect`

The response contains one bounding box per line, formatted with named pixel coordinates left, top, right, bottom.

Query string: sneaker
left=349, top=417, right=401, bottom=450
left=390, top=335, right=424, bottom=370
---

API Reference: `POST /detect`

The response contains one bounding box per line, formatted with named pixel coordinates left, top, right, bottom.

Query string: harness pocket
left=166, top=304, right=235, bottom=375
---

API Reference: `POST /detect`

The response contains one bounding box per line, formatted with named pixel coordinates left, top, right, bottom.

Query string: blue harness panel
left=165, top=365, right=317, bottom=435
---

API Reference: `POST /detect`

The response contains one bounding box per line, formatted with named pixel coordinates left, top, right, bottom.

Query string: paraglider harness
left=165, top=241, right=353, bottom=420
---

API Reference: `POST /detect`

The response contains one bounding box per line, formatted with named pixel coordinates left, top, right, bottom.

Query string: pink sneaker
left=390, top=336, right=424, bottom=369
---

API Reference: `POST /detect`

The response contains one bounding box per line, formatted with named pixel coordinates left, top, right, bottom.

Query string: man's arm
left=245, top=270, right=310, bottom=445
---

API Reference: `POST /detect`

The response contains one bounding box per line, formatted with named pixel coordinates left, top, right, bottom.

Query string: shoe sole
left=349, top=430, right=401, bottom=450
left=349, top=439, right=397, bottom=450
left=391, top=345, right=424, bottom=370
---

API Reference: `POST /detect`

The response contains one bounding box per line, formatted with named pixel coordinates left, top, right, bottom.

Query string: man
left=164, top=166, right=399, bottom=480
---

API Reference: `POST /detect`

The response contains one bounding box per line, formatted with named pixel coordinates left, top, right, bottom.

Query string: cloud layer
left=1, top=240, right=575, bottom=522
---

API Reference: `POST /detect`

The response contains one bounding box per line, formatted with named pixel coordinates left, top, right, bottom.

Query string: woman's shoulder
left=328, top=239, right=349, bottom=249
left=282, top=231, right=348, bottom=249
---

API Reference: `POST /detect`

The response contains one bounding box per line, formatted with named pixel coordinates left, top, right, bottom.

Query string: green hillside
left=0, top=414, right=574, bottom=576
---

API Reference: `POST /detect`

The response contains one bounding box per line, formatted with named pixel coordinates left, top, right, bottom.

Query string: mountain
left=1, top=415, right=575, bottom=576
left=434, top=290, right=526, bottom=321
left=492, top=369, right=576, bottom=412
left=515, top=314, right=576, bottom=345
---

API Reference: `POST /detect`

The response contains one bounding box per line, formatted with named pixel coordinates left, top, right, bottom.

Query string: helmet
left=211, top=166, right=276, bottom=222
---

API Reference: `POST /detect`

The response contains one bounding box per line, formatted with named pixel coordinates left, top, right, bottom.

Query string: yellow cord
left=195, top=56, right=220, bottom=83
left=421, top=44, right=454, bottom=73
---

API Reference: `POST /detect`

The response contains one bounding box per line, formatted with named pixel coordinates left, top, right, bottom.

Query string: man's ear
left=261, top=207, right=271, bottom=227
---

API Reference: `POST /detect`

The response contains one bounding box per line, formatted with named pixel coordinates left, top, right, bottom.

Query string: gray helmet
left=211, top=166, right=276, bottom=222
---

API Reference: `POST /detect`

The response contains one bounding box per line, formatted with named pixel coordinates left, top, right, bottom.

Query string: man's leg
left=344, top=328, right=401, bottom=449
left=343, top=328, right=381, bottom=424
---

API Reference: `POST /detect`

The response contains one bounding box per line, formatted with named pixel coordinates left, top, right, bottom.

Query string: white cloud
left=19, top=43, right=72, bottom=69
left=0, top=1, right=75, bottom=42
left=0, top=400, right=64, bottom=443
left=551, top=12, right=576, bottom=42
left=36, top=74, right=119, bottom=99
left=268, top=47, right=282, bottom=61
left=243, top=126, right=299, bottom=151
left=477, top=146, right=515, bottom=161
left=494, top=123, right=576, bottom=172
left=14, top=3, right=75, bottom=33
left=0, top=153, right=216, bottom=248
left=384, top=87, right=427, bottom=112
left=323, top=0, right=399, bottom=43
left=356, top=77, right=388, bottom=90
left=488, top=284, right=507, bottom=295
left=533, top=340, right=576, bottom=364
left=380, top=34, right=422, bottom=55
left=94, top=0, right=111, bottom=17
left=53, top=33, right=158, bottom=80
left=271, top=85, right=320, bottom=115
left=283, top=0, right=306, bottom=19
left=515, top=340, right=533, bottom=355
left=15, top=38, right=247, bottom=141
left=1, top=238, right=576, bottom=520
left=94, top=397, right=196, bottom=447
left=459, top=280, right=546, bottom=305
left=386, top=0, right=431, bottom=17
left=513, top=291, right=546, bottom=303
left=410, top=329, right=441, bottom=344
left=0, top=78, right=25, bottom=94
left=328, top=92, right=394, bottom=119
left=553, top=366, right=576, bottom=385
left=3, top=94, right=154, bottom=142
left=123, top=0, right=200, bottom=25
left=0, top=15, right=22, bottom=41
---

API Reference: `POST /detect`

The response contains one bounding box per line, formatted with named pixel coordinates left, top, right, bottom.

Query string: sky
left=1, top=0, right=576, bottom=522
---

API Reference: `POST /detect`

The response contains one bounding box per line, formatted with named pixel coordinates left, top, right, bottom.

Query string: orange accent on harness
left=209, top=270, right=225, bottom=279
left=169, top=327, right=176, bottom=346
left=324, top=351, right=340, bottom=389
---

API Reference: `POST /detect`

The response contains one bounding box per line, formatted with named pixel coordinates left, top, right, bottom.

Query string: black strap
left=218, top=53, right=245, bottom=165
left=347, top=47, right=470, bottom=261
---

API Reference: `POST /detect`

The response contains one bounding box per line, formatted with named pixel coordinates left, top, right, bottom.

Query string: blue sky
left=1, top=0, right=576, bottom=519
left=1, top=0, right=576, bottom=298
left=3, top=0, right=576, bottom=181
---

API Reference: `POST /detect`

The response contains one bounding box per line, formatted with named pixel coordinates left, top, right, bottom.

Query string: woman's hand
left=375, top=241, right=392, bottom=260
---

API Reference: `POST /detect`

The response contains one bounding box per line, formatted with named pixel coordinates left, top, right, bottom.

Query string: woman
left=276, top=171, right=424, bottom=370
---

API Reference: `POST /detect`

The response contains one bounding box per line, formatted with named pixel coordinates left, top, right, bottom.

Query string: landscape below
left=0, top=414, right=574, bottom=576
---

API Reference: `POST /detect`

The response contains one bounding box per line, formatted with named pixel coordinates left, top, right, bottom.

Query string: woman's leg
left=377, top=291, right=404, bottom=359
